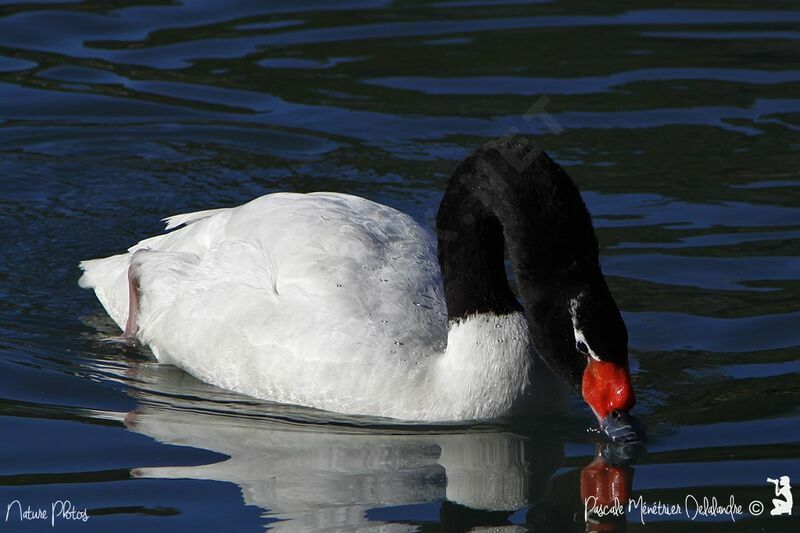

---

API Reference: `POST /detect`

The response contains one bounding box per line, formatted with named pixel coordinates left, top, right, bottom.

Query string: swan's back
left=80, top=192, right=448, bottom=415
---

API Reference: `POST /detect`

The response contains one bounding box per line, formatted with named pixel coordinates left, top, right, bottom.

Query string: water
left=1, top=0, right=799, bottom=530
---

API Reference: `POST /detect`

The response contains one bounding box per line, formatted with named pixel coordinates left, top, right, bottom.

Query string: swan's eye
left=576, top=340, right=589, bottom=354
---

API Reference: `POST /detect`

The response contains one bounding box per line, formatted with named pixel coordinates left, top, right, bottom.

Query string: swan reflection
left=113, top=360, right=637, bottom=531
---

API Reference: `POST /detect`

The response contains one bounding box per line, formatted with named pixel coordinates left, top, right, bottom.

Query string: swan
left=79, top=141, right=641, bottom=442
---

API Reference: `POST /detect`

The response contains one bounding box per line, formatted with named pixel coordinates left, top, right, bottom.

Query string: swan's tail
left=79, top=253, right=133, bottom=330
left=80, top=205, right=231, bottom=335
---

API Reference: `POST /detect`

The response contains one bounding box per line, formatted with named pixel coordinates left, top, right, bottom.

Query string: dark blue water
left=1, top=1, right=799, bottom=531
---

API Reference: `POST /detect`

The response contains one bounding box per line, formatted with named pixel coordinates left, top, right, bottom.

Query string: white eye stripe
left=570, top=293, right=601, bottom=361
left=573, top=326, right=601, bottom=361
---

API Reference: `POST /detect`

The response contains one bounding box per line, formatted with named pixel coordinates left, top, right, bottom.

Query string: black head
left=529, top=270, right=627, bottom=378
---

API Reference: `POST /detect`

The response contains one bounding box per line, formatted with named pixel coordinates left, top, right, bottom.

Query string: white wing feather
left=161, top=207, right=230, bottom=231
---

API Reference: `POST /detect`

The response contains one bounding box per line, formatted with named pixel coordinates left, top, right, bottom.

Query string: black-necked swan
left=79, top=141, right=642, bottom=442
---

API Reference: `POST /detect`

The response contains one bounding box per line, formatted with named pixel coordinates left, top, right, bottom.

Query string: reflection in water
left=117, top=359, right=638, bottom=531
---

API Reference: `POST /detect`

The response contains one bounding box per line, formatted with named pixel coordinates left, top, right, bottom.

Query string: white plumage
left=80, top=192, right=561, bottom=421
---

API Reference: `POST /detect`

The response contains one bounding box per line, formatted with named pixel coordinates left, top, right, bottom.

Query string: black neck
left=436, top=141, right=598, bottom=323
